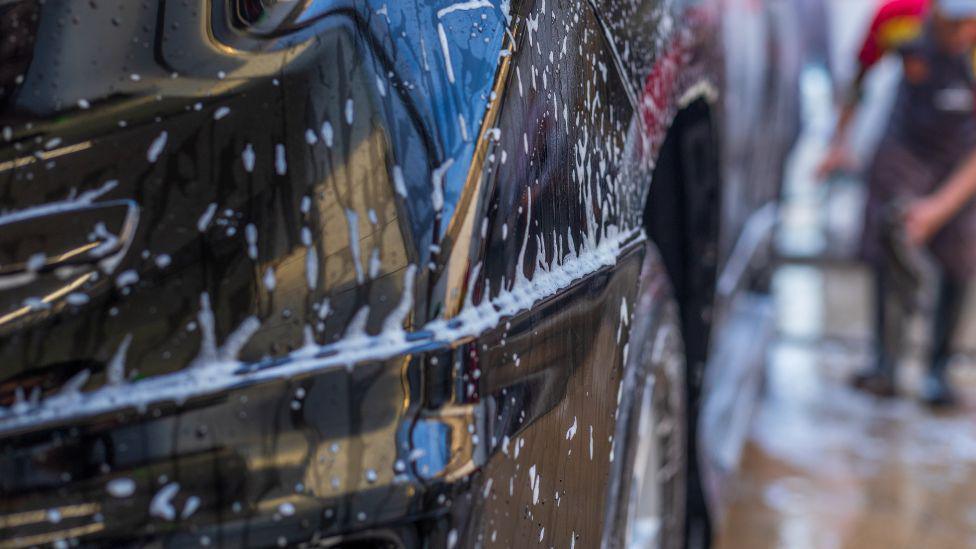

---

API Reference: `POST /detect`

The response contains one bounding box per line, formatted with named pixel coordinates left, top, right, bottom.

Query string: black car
left=0, top=0, right=798, bottom=547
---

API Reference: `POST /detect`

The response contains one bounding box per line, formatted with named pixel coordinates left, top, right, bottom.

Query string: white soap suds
left=245, top=223, right=258, bottom=260
left=321, top=121, right=334, bottom=147
left=150, top=483, right=180, bottom=521
left=197, top=203, right=218, bottom=232
left=392, top=165, right=407, bottom=197
left=275, top=144, right=287, bottom=175
left=147, top=131, right=168, bottom=163
left=107, top=334, right=133, bottom=385
left=115, top=270, right=139, bottom=288
left=589, top=425, right=594, bottom=460
left=431, top=158, right=454, bottom=213
left=107, top=477, right=136, bottom=498
left=181, top=496, right=201, bottom=519
left=345, top=209, right=365, bottom=284
left=242, top=144, right=255, bottom=172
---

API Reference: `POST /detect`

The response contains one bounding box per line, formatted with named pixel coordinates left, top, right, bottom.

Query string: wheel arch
left=643, top=96, right=722, bottom=549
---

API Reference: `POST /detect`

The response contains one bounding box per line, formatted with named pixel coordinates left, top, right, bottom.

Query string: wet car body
left=0, top=0, right=796, bottom=547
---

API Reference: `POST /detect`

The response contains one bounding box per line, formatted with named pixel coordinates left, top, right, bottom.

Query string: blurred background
left=713, top=0, right=976, bottom=546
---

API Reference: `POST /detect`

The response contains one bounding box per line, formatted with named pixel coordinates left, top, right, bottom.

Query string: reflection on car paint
left=0, top=0, right=787, bottom=545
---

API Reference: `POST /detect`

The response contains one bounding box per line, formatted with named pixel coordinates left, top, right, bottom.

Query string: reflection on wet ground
left=717, top=62, right=976, bottom=548
left=718, top=262, right=976, bottom=549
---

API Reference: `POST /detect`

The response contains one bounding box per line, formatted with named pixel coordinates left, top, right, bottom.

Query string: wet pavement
left=716, top=261, right=976, bottom=549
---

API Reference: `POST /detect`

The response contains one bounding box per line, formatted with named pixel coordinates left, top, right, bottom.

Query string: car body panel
left=0, top=0, right=792, bottom=546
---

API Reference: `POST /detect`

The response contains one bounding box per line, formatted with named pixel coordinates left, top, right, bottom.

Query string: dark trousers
left=874, top=267, right=965, bottom=377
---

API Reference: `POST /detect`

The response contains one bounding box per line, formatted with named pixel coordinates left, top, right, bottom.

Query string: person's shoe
left=850, top=369, right=897, bottom=397
left=920, top=371, right=956, bottom=408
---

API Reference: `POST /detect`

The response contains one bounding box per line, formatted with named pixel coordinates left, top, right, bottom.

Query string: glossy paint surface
left=0, top=0, right=776, bottom=546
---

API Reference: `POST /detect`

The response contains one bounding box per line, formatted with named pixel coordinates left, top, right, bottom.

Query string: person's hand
left=815, top=141, right=857, bottom=180
left=903, top=195, right=952, bottom=246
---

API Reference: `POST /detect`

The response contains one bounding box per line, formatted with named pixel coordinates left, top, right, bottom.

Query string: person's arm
left=816, top=69, right=867, bottom=179
left=817, top=0, right=926, bottom=178
left=904, top=146, right=976, bottom=244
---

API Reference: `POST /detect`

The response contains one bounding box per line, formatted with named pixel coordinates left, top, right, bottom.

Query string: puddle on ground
left=718, top=270, right=976, bottom=549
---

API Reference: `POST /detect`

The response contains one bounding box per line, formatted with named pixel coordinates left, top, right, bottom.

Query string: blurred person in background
left=818, top=0, right=976, bottom=406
